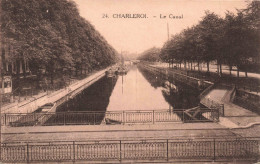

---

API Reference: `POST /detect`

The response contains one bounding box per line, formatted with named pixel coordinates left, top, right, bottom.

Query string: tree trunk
left=198, top=61, right=200, bottom=72
left=69, top=69, right=71, bottom=78
left=75, top=67, right=78, bottom=76
left=237, top=66, right=239, bottom=78
left=245, top=71, right=248, bottom=78
left=80, top=65, right=83, bottom=75
left=2, top=47, right=6, bottom=75
left=16, top=59, right=20, bottom=78
left=207, top=61, right=209, bottom=72
left=22, top=58, right=26, bottom=78
left=184, top=61, right=186, bottom=71
left=50, top=70, right=54, bottom=85
left=229, top=65, right=232, bottom=75
left=219, top=63, right=222, bottom=77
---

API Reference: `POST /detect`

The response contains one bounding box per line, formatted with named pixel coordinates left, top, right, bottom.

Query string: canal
left=45, top=64, right=200, bottom=125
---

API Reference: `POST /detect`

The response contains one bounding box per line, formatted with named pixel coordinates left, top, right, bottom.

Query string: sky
left=74, top=0, right=248, bottom=54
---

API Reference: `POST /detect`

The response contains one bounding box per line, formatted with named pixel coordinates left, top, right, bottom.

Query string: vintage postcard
left=0, top=0, right=260, bottom=163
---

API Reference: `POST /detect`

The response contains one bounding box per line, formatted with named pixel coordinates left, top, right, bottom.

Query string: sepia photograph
left=0, top=0, right=260, bottom=163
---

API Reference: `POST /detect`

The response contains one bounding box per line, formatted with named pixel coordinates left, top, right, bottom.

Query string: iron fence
left=1, top=137, right=259, bottom=163
left=1, top=108, right=219, bottom=126
left=142, top=64, right=211, bottom=90
left=200, top=98, right=224, bottom=116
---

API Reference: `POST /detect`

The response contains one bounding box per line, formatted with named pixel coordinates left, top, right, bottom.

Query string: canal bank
left=1, top=67, right=112, bottom=114
left=144, top=62, right=260, bottom=127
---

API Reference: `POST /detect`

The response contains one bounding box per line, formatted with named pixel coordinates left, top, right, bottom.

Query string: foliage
left=1, top=0, right=119, bottom=76
left=160, top=1, right=260, bottom=75
left=138, top=47, right=161, bottom=62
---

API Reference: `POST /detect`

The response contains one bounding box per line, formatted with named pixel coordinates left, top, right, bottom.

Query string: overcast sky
left=74, top=0, right=248, bottom=54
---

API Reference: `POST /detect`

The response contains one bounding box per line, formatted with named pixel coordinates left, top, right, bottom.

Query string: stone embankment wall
left=141, top=64, right=213, bottom=90
left=2, top=68, right=109, bottom=114
left=234, top=89, right=260, bottom=114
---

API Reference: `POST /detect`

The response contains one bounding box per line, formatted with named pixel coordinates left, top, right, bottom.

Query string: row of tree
left=139, top=1, right=259, bottom=77
left=1, top=0, right=119, bottom=80
left=137, top=47, right=161, bottom=62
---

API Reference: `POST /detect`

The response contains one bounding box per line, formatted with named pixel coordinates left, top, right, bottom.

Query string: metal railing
left=1, top=108, right=219, bottom=126
left=1, top=137, right=259, bottom=163
left=200, top=98, right=225, bottom=117
left=141, top=64, right=212, bottom=90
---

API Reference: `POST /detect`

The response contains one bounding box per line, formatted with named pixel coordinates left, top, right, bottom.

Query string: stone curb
left=230, top=122, right=260, bottom=129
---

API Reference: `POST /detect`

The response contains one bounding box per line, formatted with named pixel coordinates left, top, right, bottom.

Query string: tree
left=138, top=47, right=161, bottom=62
left=1, top=0, right=119, bottom=86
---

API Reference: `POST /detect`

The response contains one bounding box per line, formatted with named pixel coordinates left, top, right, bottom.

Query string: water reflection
left=58, top=76, right=118, bottom=112
left=106, top=66, right=170, bottom=111
left=138, top=65, right=200, bottom=109
left=44, top=75, right=118, bottom=125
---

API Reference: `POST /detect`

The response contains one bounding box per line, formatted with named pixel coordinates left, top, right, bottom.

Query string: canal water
left=45, top=64, right=200, bottom=125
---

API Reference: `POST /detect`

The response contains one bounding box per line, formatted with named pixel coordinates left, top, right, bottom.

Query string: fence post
left=222, top=104, right=224, bottom=117
left=119, top=140, right=122, bottom=161
left=166, top=139, right=169, bottom=161
left=182, top=111, right=185, bottom=123
left=122, top=111, right=125, bottom=124
left=94, top=113, right=96, bottom=125
left=26, top=143, right=29, bottom=163
left=63, top=113, right=66, bottom=125
left=153, top=110, right=155, bottom=124
left=213, top=138, right=216, bottom=161
left=4, top=114, right=7, bottom=126
left=73, top=141, right=75, bottom=162
left=234, top=139, right=237, bottom=160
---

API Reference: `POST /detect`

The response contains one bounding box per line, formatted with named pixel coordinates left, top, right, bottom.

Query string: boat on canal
left=106, top=65, right=119, bottom=77
left=116, top=65, right=128, bottom=75
left=106, top=69, right=116, bottom=77
left=162, top=81, right=179, bottom=95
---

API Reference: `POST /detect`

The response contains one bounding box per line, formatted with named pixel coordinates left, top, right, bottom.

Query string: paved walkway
left=2, top=122, right=260, bottom=143
left=2, top=123, right=237, bottom=143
